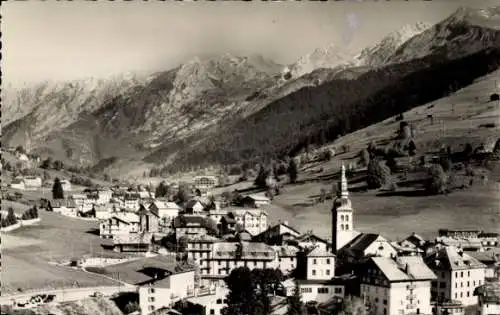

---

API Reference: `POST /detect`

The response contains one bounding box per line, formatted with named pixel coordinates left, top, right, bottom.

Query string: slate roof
left=341, top=233, right=381, bottom=254
left=173, top=215, right=207, bottom=228
left=464, top=250, right=500, bottom=264
left=474, top=281, right=500, bottom=304
left=185, top=200, right=202, bottom=209
left=371, top=256, right=436, bottom=282
left=306, top=246, right=335, bottom=258
left=50, top=199, right=77, bottom=208
left=211, top=241, right=275, bottom=260
left=425, top=246, right=487, bottom=271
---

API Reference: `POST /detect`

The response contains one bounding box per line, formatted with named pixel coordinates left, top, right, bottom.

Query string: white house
left=193, top=175, right=219, bottom=194
left=474, top=281, right=500, bottom=315
left=425, top=246, right=487, bottom=306
left=360, top=256, right=436, bottom=315
left=72, top=194, right=95, bottom=212
left=94, top=205, right=113, bottom=220
left=228, top=208, right=268, bottom=236
left=242, top=194, right=271, bottom=208
left=23, top=177, right=42, bottom=190
left=185, top=200, right=204, bottom=215
left=295, top=247, right=343, bottom=304
left=96, top=189, right=113, bottom=205
left=10, top=178, right=25, bottom=190
left=149, top=201, right=181, bottom=227
left=185, top=285, right=229, bottom=315
left=272, top=245, right=300, bottom=275
left=50, top=199, right=78, bottom=217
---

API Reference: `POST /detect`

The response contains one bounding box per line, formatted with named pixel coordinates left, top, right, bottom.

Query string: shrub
left=366, top=159, right=392, bottom=189
left=425, top=164, right=447, bottom=195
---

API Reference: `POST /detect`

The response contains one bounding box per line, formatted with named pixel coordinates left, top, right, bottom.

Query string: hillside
left=158, top=48, right=500, bottom=171
left=3, top=54, right=283, bottom=167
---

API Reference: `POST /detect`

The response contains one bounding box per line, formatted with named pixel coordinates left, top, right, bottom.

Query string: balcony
left=407, top=294, right=417, bottom=300
left=186, top=287, right=217, bottom=298
left=406, top=304, right=416, bottom=309
left=407, top=284, right=416, bottom=290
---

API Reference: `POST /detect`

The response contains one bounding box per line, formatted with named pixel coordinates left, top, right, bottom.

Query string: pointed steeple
left=340, top=164, right=349, bottom=198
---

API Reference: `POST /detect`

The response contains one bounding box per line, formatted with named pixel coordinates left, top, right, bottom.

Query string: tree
left=52, top=177, right=64, bottom=199
left=6, top=207, right=18, bottom=226
left=338, top=296, right=368, bottom=315
left=222, top=267, right=256, bottom=315
left=439, top=156, right=452, bottom=172
left=359, top=149, right=370, bottom=167
left=155, top=181, right=169, bottom=198
left=176, top=183, right=191, bottom=203
left=425, top=164, right=447, bottom=195
left=123, top=301, right=139, bottom=314
left=53, top=160, right=64, bottom=171
left=177, top=236, right=188, bottom=253
left=366, top=159, right=392, bottom=189
left=287, top=158, right=298, bottom=184
left=40, top=157, right=53, bottom=170
left=287, top=280, right=305, bottom=315
left=254, top=164, right=269, bottom=189
left=15, top=145, right=26, bottom=154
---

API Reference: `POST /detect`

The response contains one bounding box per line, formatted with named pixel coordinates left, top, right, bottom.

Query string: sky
left=2, top=0, right=498, bottom=86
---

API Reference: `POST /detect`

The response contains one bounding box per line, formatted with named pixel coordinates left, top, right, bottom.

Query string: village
left=1, top=152, right=499, bottom=315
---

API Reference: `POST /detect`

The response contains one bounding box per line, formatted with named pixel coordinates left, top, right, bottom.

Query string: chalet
left=226, top=208, right=268, bottom=236
left=360, top=256, right=436, bottom=315
left=240, top=194, right=270, bottom=208
left=94, top=205, right=112, bottom=220
left=72, top=194, right=95, bottom=212
left=184, top=200, right=204, bottom=215
left=253, top=221, right=301, bottom=245
left=111, top=232, right=153, bottom=252
left=10, top=178, right=25, bottom=190
left=272, top=244, right=300, bottom=275
left=474, top=281, right=500, bottom=315
left=149, top=201, right=181, bottom=227
left=219, top=215, right=237, bottom=236
left=292, top=232, right=330, bottom=252
left=96, top=188, right=113, bottom=204
left=49, top=199, right=77, bottom=217
left=338, top=233, right=397, bottom=263
left=193, top=175, right=219, bottom=194
left=431, top=300, right=465, bottom=315
left=124, top=194, right=141, bottom=211
left=100, top=212, right=140, bottom=239
left=10, top=176, right=42, bottom=191
left=173, top=215, right=210, bottom=240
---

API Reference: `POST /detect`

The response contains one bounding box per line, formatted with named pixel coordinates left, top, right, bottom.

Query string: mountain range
left=3, top=6, right=500, bottom=179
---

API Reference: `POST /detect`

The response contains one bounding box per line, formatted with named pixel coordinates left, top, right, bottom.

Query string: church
left=331, top=164, right=361, bottom=253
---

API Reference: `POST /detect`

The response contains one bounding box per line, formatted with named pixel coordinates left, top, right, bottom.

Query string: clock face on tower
left=332, top=164, right=354, bottom=253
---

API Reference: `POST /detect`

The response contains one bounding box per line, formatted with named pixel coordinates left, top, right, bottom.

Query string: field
left=1, top=208, right=127, bottom=295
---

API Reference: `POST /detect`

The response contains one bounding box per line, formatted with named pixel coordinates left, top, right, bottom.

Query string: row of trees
left=0, top=208, right=18, bottom=228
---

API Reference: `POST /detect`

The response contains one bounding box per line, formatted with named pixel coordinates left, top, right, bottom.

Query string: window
left=346, top=224, right=350, bottom=230
left=335, top=287, right=343, bottom=294
left=312, top=270, right=316, bottom=276
left=301, top=288, right=312, bottom=293
left=468, top=271, right=470, bottom=277
left=467, top=281, right=470, bottom=287
left=326, top=259, right=330, bottom=264
left=441, top=272, right=445, bottom=278
left=383, top=300, right=387, bottom=305
left=440, top=282, right=446, bottom=288
left=210, top=310, right=215, bottom=315
left=460, top=292, right=463, bottom=298
left=313, top=259, right=317, bottom=264
left=461, top=272, right=463, bottom=277
left=473, top=280, right=476, bottom=286
left=254, top=261, right=257, bottom=266
left=461, top=282, right=463, bottom=288
left=217, top=299, right=222, bottom=304
left=455, top=272, right=458, bottom=277
left=455, top=283, right=458, bottom=288
left=383, top=308, right=387, bottom=315
left=467, top=292, right=470, bottom=297
left=455, top=293, right=457, bottom=299
left=148, top=306, right=155, bottom=311
left=318, top=288, right=329, bottom=294
left=341, top=215, right=345, bottom=221
left=375, top=298, right=379, bottom=303
left=218, top=261, right=221, bottom=266
left=326, top=270, right=331, bottom=276
left=148, top=297, right=155, bottom=302
left=479, top=280, right=482, bottom=285
left=148, top=288, right=155, bottom=294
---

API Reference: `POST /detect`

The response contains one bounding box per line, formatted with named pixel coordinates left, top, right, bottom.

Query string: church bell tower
left=331, top=164, right=354, bottom=254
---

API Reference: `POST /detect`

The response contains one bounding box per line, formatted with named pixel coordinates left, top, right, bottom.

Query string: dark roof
left=173, top=215, right=207, bottom=228
left=185, top=199, right=201, bottom=209
left=221, top=215, right=236, bottom=224
left=297, top=276, right=349, bottom=286
left=341, top=233, right=380, bottom=254
left=137, top=204, right=159, bottom=217
left=50, top=199, right=77, bottom=208
left=296, top=233, right=329, bottom=244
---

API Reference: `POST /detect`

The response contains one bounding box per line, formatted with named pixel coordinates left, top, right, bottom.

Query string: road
left=0, top=285, right=137, bottom=306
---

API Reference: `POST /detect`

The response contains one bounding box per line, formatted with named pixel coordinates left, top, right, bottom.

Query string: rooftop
left=50, top=199, right=77, bottom=208
left=211, top=241, right=275, bottom=260
left=371, top=256, right=436, bottom=282
left=425, top=246, right=487, bottom=270
left=341, top=233, right=382, bottom=254
left=474, top=281, right=500, bottom=304
left=306, top=246, right=335, bottom=258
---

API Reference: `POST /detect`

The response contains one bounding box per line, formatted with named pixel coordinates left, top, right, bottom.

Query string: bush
left=425, top=164, right=447, bottom=195
left=366, top=159, right=392, bottom=189
left=359, top=149, right=370, bottom=167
